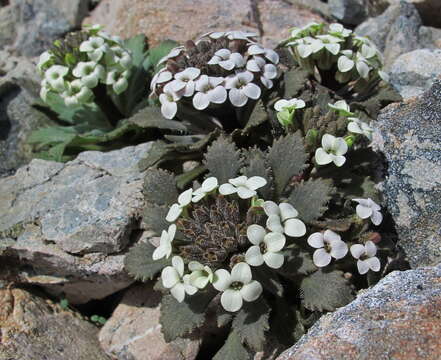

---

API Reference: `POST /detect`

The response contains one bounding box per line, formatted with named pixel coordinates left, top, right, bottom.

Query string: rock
left=0, top=143, right=153, bottom=303
left=419, top=26, right=441, bottom=49
left=1, top=0, right=90, bottom=56
left=99, top=284, right=201, bottom=360
left=389, top=49, right=441, bottom=99
left=83, top=0, right=325, bottom=48
left=286, top=0, right=331, bottom=19
left=355, top=1, right=422, bottom=69
left=372, top=79, right=441, bottom=268
left=328, top=0, right=368, bottom=25
left=388, top=0, right=441, bottom=27
left=0, top=286, right=110, bottom=360
left=277, top=264, right=441, bottom=360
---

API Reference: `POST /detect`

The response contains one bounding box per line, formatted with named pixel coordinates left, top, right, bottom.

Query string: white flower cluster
left=150, top=31, right=279, bottom=119
left=307, top=197, right=382, bottom=272
left=37, top=25, right=133, bottom=107
left=329, top=100, right=373, bottom=140
left=285, top=22, right=388, bottom=84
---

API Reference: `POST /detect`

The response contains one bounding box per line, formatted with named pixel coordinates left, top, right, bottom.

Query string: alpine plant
left=150, top=30, right=279, bottom=119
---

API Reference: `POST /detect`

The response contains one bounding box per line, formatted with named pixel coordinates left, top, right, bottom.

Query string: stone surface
left=277, top=264, right=441, bottom=360
left=389, top=49, right=441, bottom=99
left=1, top=0, right=90, bottom=56
left=329, top=0, right=368, bottom=25
left=355, top=1, right=422, bottom=69
left=0, top=286, right=110, bottom=360
left=388, top=0, right=441, bottom=27
left=372, top=79, right=441, bottom=268
left=99, top=284, right=201, bottom=360
left=0, top=143, right=153, bottom=303
left=83, top=0, right=325, bottom=48
left=419, top=26, right=441, bottom=49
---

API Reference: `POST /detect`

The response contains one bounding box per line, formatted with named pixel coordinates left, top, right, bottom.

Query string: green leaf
left=160, top=293, right=212, bottom=342
left=243, top=147, right=274, bottom=199
left=213, top=330, right=251, bottom=360
left=288, top=178, right=335, bottom=223
left=124, top=241, right=169, bottom=281
left=146, top=40, right=179, bottom=71
left=267, top=133, right=307, bottom=197
left=242, top=100, right=269, bottom=134
left=28, top=126, right=77, bottom=147
left=128, top=106, right=187, bottom=131
left=143, top=168, right=178, bottom=206
left=123, top=34, right=148, bottom=67
left=203, top=135, right=242, bottom=183
left=232, top=299, right=270, bottom=352
left=300, top=269, right=355, bottom=312
left=142, top=203, right=170, bottom=235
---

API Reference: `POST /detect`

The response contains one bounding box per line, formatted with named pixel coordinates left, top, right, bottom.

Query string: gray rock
left=0, top=143, right=153, bottom=303
left=0, top=286, right=110, bottom=360
left=355, top=1, right=422, bottom=69
left=372, top=79, right=441, bottom=268
left=99, top=284, right=201, bottom=360
left=329, top=0, right=368, bottom=25
left=419, top=26, right=441, bottom=49
left=277, top=264, right=441, bottom=360
left=1, top=0, right=90, bottom=56
left=389, top=48, right=441, bottom=99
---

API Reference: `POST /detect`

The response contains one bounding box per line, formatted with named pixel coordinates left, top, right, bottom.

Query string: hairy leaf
left=300, top=269, right=355, bottom=312
left=280, top=245, right=317, bottom=276
left=267, top=133, right=307, bottom=196
left=283, top=67, right=309, bottom=98
left=217, top=312, right=233, bottom=328
left=128, top=106, right=187, bottom=131
left=203, top=136, right=242, bottom=183
left=138, top=141, right=171, bottom=171
left=243, top=148, right=274, bottom=199
left=143, top=168, right=178, bottom=206
left=160, top=293, right=212, bottom=342
left=232, top=299, right=270, bottom=352
left=242, top=100, right=269, bottom=134
left=213, top=330, right=251, bottom=360
left=124, top=241, right=169, bottom=281
left=288, top=178, right=334, bottom=223
left=142, top=203, right=169, bottom=234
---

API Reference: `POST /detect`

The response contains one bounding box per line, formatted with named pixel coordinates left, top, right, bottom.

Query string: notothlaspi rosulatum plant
left=29, top=24, right=178, bottom=161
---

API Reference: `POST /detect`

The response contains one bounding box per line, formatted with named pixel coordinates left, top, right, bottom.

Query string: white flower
left=219, top=176, right=267, bottom=199
left=72, top=61, right=105, bottom=88
left=337, top=50, right=370, bottom=79
left=247, top=44, right=279, bottom=64
left=274, top=98, right=305, bottom=112
left=159, top=82, right=181, bottom=119
left=208, top=49, right=245, bottom=70
left=378, top=70, right=389, bottom=83
left=166, top=188, right=193, bottom=222
left=347, top=117, right=373, bottom=140
left=106, top=46, right=132, bottom=69
left=80, top=36, right=108, bottom=62
left=225, top=71, right=261, bottom=107
left=328, top=100, right=354, bottom=116
left=152, top=224, right=177, bottom=260
left=263, top=201, right=306, bottom=238
left=353, top=198, right=383, bottom=225
left=158, top=46, right=185, bottom=65
left=150, top=68, right=173, bottom=91
left=213, top=262, right=262, bottom=312
left=192, top=177, right=218, bottom=203
left=205, top=31, right=258, bottom=41
left=162, top=256, right=197, bottom=302
left=307, top=230, right=348, bottom=267
left=245, top=225, right=286, bottom=269
left=295, top=37, right=316, bottom=58
left=105, top=69, right=130, bottom=94
left=45, top=65, right=69, bottom=92
left=37, top=51, right=53, bottom=73
left=312, top=35, right=342, bottom=55
left=97, top=30, right=122, bottom=44
left=328, top=23, right=352, bottom=38
left=290, top=22, right=323, bottom=38
left=40, top=79, right=51, bottom=101
left=192, top=75, right=227, bottom=110
left=188, top=261, right=214, bottom=289
left=170, top=67, right=200, bottom=97
left=350, top=241, right=381, bottom=274
left=246, top=56, right=278, bottom=89
left=315, top=134, right=348, bottom=167
left=61, top=80, right=93, bottom=106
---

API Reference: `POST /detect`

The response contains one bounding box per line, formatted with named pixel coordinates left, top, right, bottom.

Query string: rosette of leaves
left=29, top=24, right=178, bottom=161
left=280, top=22, right=389, bottom=97
left=125, top=128, right=401, bottom=358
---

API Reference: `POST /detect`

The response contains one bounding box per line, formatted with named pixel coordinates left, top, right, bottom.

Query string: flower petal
left=161, top=101, right=177, bottom=119
left=246, top=176, right=267, bottom=190
left=357, top=259, right=369, bottom=274
left=202, top=177, right=218, bottom=192
left=266, top=215, right=284, bottom=233
left=323, top=229, right=341, bottom=242
left=166, top=203, right=182, bottom=222
left=231, top=262, right=252, bottom=284
left=264, top=232, right=286, bottom=252
left=237, top=186, right=256, bottom=199
left=178, top=188, right=193, bottom=206
left=279, top=203, right=298, bottom=221
left=221, top=289, right=243, bottom=312
left=193, top=92, right=210, bottom=110
left=219, top=183, right=237, bottom=195
left=370, top=210, right=383, bottom=226
left=313, top=248, right=332, bottom=267
left=263, top=252, right=285, bottom=269
left=307, top=232, right=324, bottom=249
left=365, top=241, right=377, bottom=257
left=350, top=244, right=365, bottom=259
left=246, top=59, right=261, bottom=72
left=240, top=280, right=263, bottom=301
left=284, top=219, right=306, bottom=237
left=188, top=261, right=203, bottom=272
left=209, top=86, right=227, bottom=104
left=333, top=138, right=348, bottom=156
left=229, top=88, right=248, bottom=107
left=262, top=201, right=280, bottom=216
left=322, top=134, right=335, bottom=150
left=213, top=269, right=231, bottom=291
left=247, top=224, right=266, bottom=245
left=245, top=245, right=264, bottom=266
left=365, top=256, right=381, bottom=272
left=356, top=204, right=373, bottom=219
left=332, top=155, right=346, bottom=167
left=315, top=148, right=332, bottom=165
left=170, top=283, right=186, bottom=302
left=172, top=256, right=184, bottom=277
left=243, top=83, right=261, bottom=100
left=330, top=240, right=348, bottom=259
left=162, top=267, right=179, bottom=288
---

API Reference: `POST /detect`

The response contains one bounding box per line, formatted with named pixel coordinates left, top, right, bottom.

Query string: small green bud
left=305, top=129, right=319, bottom=146
left=277, top=109, right=294, bottom=127
left=344, top=135, right=356, bottom=147
left=251, top=197, right=265, bottom=208
left=64, top=53, right=76, bottom=66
